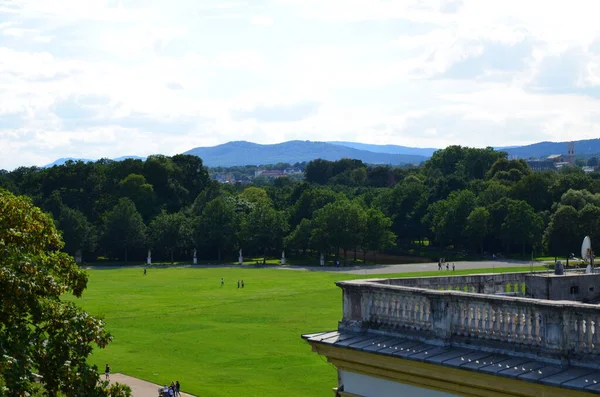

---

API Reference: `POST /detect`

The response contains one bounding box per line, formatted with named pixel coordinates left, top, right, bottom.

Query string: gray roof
left=302, top=331, right=600, bottom=394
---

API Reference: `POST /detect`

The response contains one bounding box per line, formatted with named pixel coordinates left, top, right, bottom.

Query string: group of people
left=438, top=258, right=455, bottom=271
left=160, top=381, right=181, bottom=397
left=220, top=278, right=246, bottom=288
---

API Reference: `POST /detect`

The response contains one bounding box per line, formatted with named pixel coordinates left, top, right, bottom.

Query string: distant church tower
left=567, top=141, right=575, bottom=164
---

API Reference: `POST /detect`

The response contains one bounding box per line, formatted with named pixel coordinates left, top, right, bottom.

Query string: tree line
left=2, top=146, right=600, bottom=263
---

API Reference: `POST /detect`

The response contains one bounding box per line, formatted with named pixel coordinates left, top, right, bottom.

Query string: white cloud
left=3, top=0, right=600, bottom=169
left=250, top=15, right=273, bottom=26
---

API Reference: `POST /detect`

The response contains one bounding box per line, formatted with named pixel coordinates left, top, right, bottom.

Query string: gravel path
left=83, top=259, right=537, bottom=275
left=278, top=259, right=536, bottom=275
left=110, top=373, right=197, bottom=397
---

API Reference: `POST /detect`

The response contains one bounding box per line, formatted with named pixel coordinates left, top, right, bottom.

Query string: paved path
left=110, top=374, right=196, bottom=397
left=276, top=259, right=536, bottom=275
left=84, top=259, right=539, bottom=275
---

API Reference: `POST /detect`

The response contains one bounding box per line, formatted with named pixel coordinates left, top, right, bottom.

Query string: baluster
left=503, top=308, right=510, bottom=341
left=398, top=295, right=405, bottom=327
left=578, top=316, right=585, bottom=353
left=587, top=315, right=594, bottom=354
left=412, top=296, right=419, bottom=330
left=474, top=304, right=480, bottom=337
left=482, top=305, right=490, bottom=339
left=593, top=316, right=600, bottom=353
left=383, top=294, right=391, bottom=327
left=452, top=302, right=460, bottom=336
left=478, top=304, right=486, bottom=338
left=530, top=309, right=538, bottom=345
left=522, top=307, right=530, bottom=344
left=419, top=297, right=426, bottom=330
left=423, top=297, right=429, bottom=329
left=573, top=315, right=580, bottom=352
left=406, top=295, right=412, bottom=327
left=490, top=306, right=497, bottom=338
left=370, top=293, right=378, bottom=323
left=409, top=296, right=416, bottom=330
left=463, top=303, right=469, bottom=337
left=510, top=308, right=517, bottom=342
left=516, top=307, right=524, bottom=344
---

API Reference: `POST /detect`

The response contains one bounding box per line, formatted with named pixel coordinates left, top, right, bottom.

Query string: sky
left=2, top=0, right=600, bottom=169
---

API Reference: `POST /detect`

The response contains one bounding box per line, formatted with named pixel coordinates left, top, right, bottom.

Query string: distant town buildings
left=211, top=168, right=304, bottom=184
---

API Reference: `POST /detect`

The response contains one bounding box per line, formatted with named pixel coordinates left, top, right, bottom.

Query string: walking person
left=446, top=263, right=449, bottom=271
left=452, top=263, right=455, bottom=271
left=144, top=267, right=147, bottom=275
left=241, top=280, right=245, bottom=288
left=220, top=277, right=224, bottom=287
left=237, top=280, right=240, bottom=288
left=105, top=363, right=110, bottom=381
left=175, top=381, right=181, bottom=397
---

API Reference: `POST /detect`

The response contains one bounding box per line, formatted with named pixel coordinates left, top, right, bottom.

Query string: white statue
left=281, top=250, right=286, bottom=265
left=147, top=249, right=152, bottom=265
left=239, top=248, right=243, bottom=265
left=75, top=249, right=82, bottom=264
left=193, top=248, right=197, bottom=265
left=320, top=252, right=325, bottom=266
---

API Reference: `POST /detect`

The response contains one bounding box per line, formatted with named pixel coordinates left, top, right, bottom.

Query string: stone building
left=303, top=272, right=600, bottom=396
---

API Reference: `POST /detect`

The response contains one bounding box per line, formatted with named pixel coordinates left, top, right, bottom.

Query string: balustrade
left=338, top=278, right=600, bottom=364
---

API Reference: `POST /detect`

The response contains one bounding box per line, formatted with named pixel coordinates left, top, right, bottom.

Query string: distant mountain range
left=44, top=156, right=146, bottom=168
left=329, top=141, right=438, bottom=157
left=42, top=138, right=600, bottom=168
left=183, top=141, right=428, bottom=167
left=499, top=139, right=600, bottom=159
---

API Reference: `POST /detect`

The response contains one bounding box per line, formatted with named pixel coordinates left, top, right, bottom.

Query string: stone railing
left=337, top=278, right=600, bottom=366
left=376, top=272, right=541, bottom=295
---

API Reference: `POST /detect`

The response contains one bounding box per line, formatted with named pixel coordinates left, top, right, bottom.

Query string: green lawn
left=73, top=266, right=546, bottom=397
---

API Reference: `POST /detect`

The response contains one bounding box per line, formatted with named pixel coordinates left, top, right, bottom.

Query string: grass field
left=74, top=266, right=546, bottom=396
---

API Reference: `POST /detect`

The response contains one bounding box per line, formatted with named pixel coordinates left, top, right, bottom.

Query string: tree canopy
left=0, top=189, right=129, bottom=396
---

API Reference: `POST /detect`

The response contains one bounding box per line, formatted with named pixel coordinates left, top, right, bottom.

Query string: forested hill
left=501, top=139, right=600, bottom=159
left=329, top=141, right=438, bottom=157
left=183, top=141, right=428, bottom=166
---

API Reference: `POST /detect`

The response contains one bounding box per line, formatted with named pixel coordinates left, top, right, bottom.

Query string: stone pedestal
left=75, top=250, right=82, bottom=264
left=147, top=249, right=152, bottom=265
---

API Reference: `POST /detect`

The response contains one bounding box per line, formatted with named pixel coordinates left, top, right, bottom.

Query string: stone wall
left=526, top=273, right=600, bottom=302
left=373, top=272, right=531, bottom=295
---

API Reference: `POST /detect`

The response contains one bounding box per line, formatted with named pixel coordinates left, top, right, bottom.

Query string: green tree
left=362, top=208, right=396, bottom=263
left=239, top=186, right=272, bottom=207
left=311, top=200, right=366, bottom=261
left=103, top=198, right=147, bottom=262
left=500, top=200, right=544, bottom=254
left=58, top=206, right=97, bottom=259
left=543, top=205, right=581, bottom=258
left=149, top=211, right=191, bottom=263
left=197, top=197, right=238, bottom=261
left=290, top=187, right=340, bottom=227
left=424, top=190, right=476, bottom=249
left=240, top=204, right=289, bottom=257
left=511, top=172, right=556, bottom=212
left=284, top=218, right=313, bottom=254
left=466, top=206, right=490, bottom=254
left=0, top=189, right=129, bottom=396
left=118, top=173, right=156, bottom=220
